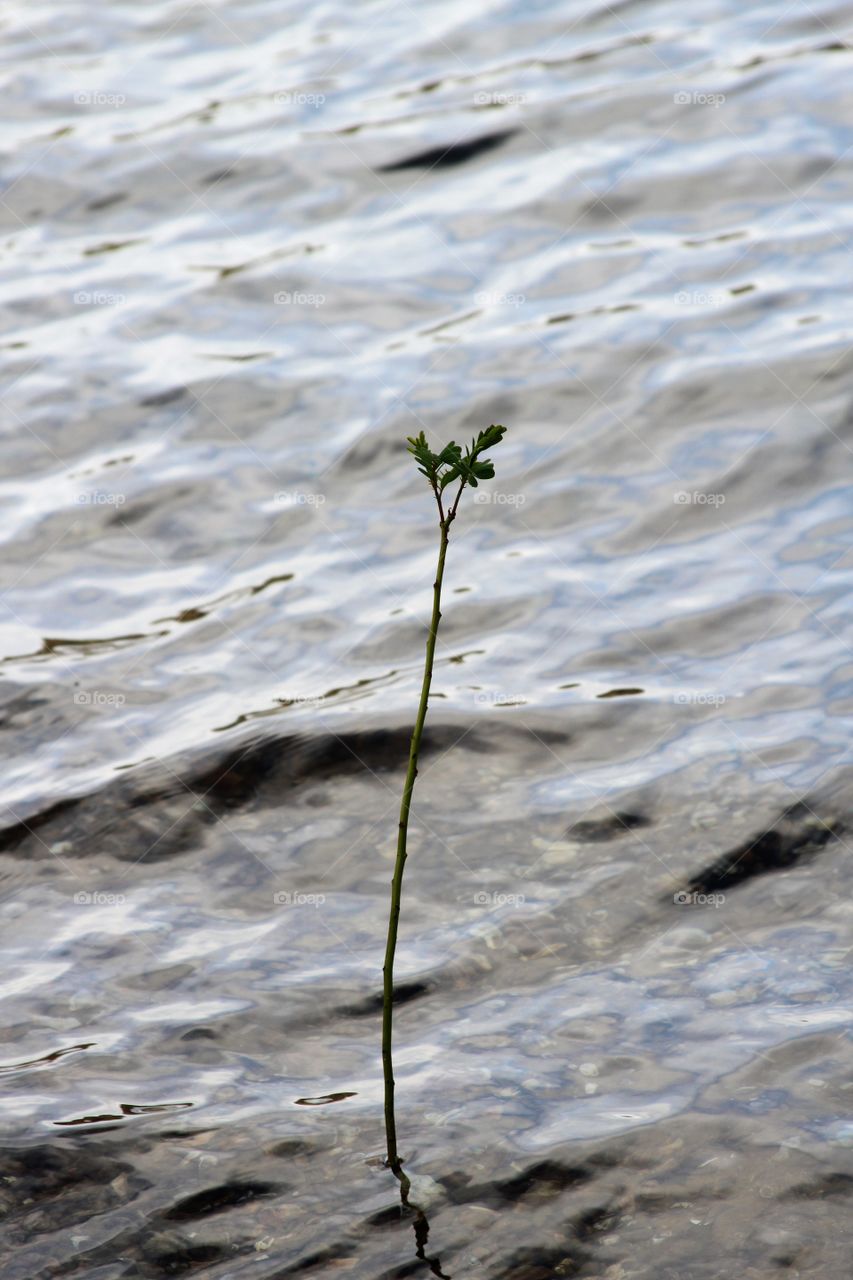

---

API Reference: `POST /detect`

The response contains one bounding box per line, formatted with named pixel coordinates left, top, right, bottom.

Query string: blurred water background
left=2, top=1, right=853, bottom=1276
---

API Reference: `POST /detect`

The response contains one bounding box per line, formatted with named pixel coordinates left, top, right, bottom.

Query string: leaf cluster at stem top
left=406, top=424, right=506, bottom=520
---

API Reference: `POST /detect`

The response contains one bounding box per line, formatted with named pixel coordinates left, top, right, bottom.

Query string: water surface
left=2, top=1, right=853, bottom=1276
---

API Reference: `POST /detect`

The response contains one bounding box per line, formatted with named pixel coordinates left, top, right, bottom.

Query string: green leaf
left=407, top=431, right=441, bottom=482
left=406, top=424, right=507, bottom=504
left=437, top=442, right=462, bottom=465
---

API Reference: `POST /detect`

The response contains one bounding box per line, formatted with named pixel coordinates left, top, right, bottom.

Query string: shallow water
left=2, top=1, right=853, bottom=1276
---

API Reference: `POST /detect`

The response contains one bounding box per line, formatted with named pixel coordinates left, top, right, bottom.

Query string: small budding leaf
left=406, top=432, right=438, bottom=477
left=408, top=424, right=506, bottom=501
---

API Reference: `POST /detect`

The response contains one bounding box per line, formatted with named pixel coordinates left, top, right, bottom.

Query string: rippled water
left=3, top=1, right=853, bottom=1276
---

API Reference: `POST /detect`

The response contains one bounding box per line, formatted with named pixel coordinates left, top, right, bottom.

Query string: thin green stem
left=382, top=510, right=451, bottom=1179
left=383, top=423, right=503, bottom=1199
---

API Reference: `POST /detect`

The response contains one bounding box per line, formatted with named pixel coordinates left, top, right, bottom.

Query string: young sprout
left=382, top=424, right=507, bottom=1189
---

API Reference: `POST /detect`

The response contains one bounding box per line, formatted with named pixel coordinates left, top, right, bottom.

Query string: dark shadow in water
left=294, top=1090, right=357, bottom=1105
left=53, top=1100, right=193, bottom=1126
left=0, top=1041, right=96, bottom=1074
left=683, top=801, right=843, bottom=895
left=379, top=128, right=516, bottom=172
left=163, top=1180, right=279, bottom=1221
